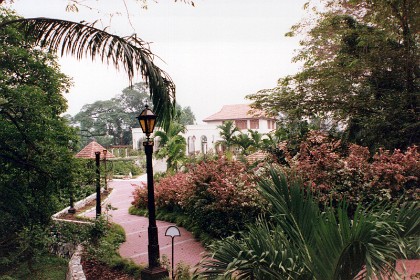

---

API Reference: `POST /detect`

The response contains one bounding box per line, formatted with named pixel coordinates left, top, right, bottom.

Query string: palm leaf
left=198, top=167, right=420, bottom=280
left=0, top=17, right=175, bottom=129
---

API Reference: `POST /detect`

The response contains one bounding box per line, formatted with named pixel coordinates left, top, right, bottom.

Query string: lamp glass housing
left=136, top=105, right=157, bottom=136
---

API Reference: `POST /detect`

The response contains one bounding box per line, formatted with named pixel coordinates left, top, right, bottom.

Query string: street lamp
left=95, top=151, right=101, bottom=218
left=103, top=149, right=108, bottom=192
left=136, top=105, right=168, bottom=280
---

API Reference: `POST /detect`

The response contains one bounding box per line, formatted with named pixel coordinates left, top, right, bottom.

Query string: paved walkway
left=83, top=175, right=206, bottom=269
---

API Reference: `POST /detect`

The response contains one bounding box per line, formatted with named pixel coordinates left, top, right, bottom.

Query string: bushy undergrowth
left=112, top=159, right=143, bottom=176
left=51, top=218, right=142, bottom=277
left=132, top=157, right=265, bottom=238
left=85, top=221, right=142, bottom=277
left=280, top=131, right=419, bottom=212
left=198, top=168, right=420, bottom=280
left=132, top=131, right=418, bottom=244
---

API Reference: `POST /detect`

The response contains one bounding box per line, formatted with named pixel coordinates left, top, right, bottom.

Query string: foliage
left=198, top=167, right=420, bottom=280
left=280, top=131, right=419, bottom=213
left=49, top=221, right=90, bottom=256
left=85, top=220, right=143, bottom=278
left=72, top=82, right=151, bottom=147
left=63, top=158, right=97, bottom=206
left=155, top=118, right=187, bottom=172
left=248, top=0, right=419, bottom=151
left=52, top=217, right=142, bottom=277
left=176, top=104, right=196, bottom=126
left=0, top=254, right=68, bottom=280
left=111, top=159, right=143, bottom=176
left=0, top=7, right=79, bottom=266
left=215, top=121, right=240, bottom=155
left=161, top=255, right=192, bottom=280
left=132, top=157, right=265, bottom=238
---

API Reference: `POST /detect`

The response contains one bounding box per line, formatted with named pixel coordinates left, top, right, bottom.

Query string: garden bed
left=82, top=253, right=136, bottom=280
left=52, top=188, right=112, bottom=223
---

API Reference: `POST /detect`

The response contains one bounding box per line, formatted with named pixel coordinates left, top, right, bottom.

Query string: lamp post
left=136, top=105, right=168, bottom=280
left=95, top=151, right=101, bottom=218
left=103, top=149, right=108, bottom=192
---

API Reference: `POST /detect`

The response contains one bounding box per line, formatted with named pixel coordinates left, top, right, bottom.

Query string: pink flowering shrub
left=180, top=157, right=263, bottom=237
left=132, top=157, right=264, bottom=238
left=131, top=181, right=148, bottom=209
left=368, top=146, right=419, bottom=200
left=131, top=172, right=191, bottom=211
left=283, top=131, right=419, bottom=209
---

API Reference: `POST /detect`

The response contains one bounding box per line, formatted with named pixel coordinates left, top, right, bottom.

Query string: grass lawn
left=0, top=254, right=67, bottom=280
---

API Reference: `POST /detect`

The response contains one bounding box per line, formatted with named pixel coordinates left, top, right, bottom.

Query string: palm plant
left=154, top=121, right=186, bottom=172
left=216, top=121, right=239, bottom=153
left=232, top=133, right=253, bottom=155
left=0, top=16, right=176, bottom=129
left=198, top=167, right=420, bottom=280
left=248, top=129, right=264, bottom=154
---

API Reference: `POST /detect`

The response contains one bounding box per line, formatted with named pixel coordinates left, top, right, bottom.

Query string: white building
left=132, top=104, right=277, bottom=154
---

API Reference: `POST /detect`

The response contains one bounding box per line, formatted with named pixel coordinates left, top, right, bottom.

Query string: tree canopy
left=72, top=83, right=196, bottom=147
left=248, top=0, right=419, bottom=151
left=73, top=83, right=151, bottom=147
left=0, top=7, right=77, bottom=260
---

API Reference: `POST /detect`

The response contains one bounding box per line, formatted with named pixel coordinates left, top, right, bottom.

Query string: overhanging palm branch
left=0, top=17, right=175, bottom=129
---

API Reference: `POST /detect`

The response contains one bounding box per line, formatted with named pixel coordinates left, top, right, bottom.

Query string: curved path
left=84, top=175, right=206, bottom=269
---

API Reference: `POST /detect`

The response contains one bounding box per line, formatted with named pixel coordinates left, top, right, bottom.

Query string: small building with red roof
left=75, top=140, right=115, bottom=159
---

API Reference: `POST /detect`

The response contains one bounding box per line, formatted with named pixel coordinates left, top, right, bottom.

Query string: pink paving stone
left=82, top=177, right=207, bottom=269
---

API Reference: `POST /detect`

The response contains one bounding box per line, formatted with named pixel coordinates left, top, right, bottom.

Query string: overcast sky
left=9, top=0, right=308, bottom=123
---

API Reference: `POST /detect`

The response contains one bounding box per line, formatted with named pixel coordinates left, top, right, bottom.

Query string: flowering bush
left=180, top=157, right=264, bottom=238
left=131, top=181, right=148, bottom=209
left=132, top=157, right=264, bottom=238
left=283, top=131, right=419, bottom=209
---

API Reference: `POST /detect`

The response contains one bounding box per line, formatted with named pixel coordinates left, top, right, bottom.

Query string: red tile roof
left=75, top=140, right=115, bottom=159
left=203, top=104, right=274, bottom=122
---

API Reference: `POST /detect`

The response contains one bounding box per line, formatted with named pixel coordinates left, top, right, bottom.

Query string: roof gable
left=75, top=140, right=114, bottom=159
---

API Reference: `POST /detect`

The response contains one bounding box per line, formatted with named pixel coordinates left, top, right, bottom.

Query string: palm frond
left=199, top=220, right=309, bottom=280
left=0, top=17, right=175, bottom=129
left=198, top=167, right=420, bottom=280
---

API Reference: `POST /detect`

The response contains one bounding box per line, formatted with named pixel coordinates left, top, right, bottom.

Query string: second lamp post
left=136, top=105, right=168, bottom=280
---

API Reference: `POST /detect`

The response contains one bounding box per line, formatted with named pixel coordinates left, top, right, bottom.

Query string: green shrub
left=85, top=220, right=143, bottom=277
left=132, top=158, right=265, bottom=239
left=111, top=160, right=143, bottom=176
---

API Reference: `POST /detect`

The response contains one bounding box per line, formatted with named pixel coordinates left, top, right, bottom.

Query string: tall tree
left=0, top=7, right=77, bottom=263
left=73, top=82, right=150, bottom=146
left=177, top=105, right=196, bottom=126
left=118, top=82, right=151, bottom=127
left=248, top=0, right=419, bottom=151
left=73, top=99, right=129, bottom=146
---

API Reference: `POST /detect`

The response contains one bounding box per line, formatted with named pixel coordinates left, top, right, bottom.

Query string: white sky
left=9, top=0, right=307, bottom=123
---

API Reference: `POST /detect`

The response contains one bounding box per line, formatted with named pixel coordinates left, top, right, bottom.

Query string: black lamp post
left=95, top=151, right=101, bottom=218
left=103, top=149, right=108, bottom=192
left=136, top=105, right=168, bottom=280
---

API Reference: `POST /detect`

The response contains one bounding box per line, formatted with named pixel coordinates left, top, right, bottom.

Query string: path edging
left=66, top=244, right=86, bottom=280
